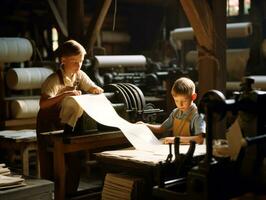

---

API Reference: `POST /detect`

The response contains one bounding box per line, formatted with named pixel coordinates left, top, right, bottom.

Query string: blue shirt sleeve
left=191, top=113, right=206, bottom=135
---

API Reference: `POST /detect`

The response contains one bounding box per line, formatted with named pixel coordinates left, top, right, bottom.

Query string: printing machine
left=152, top=77, right=266, bottom=200
left=84, top=55, right=198, bottom=97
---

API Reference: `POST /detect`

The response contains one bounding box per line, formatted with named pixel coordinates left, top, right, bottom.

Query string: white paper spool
left=0, top=38, right=33, bottom=63
left=226, top=76, right=266, bottom=91
left=94, top=55, right=146, bottom=68
left=186, top=49, right=250, bottom=81
left=6, top=67, right=53, bottom=90
left=248, top=76, right=266, bottom=90
left=170, top=22, right=252, bottom=49
left=11, top=99, right=39, bottom=119
left=226, top=22, right=253, bottom=38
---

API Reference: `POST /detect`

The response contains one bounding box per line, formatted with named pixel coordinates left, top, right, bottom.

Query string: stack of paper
left=101, top=173, right=143, bottom=200
left=0, top=163, right=10, bottom=175
left=0, top=163, right=26, bottom=189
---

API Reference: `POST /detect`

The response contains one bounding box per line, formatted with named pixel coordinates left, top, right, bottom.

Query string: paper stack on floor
left=101, top=173, right=143, bottom=200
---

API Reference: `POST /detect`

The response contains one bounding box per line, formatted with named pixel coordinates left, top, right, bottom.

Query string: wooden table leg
left=53, top=139, right=66, bottom=200
left=21, top=146, right=30, bottom=176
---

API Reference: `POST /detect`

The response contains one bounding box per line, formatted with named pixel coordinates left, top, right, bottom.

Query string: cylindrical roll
left=248, top=76, right=266, bottom=90
left=186, top=49, right=250, bottom=81
left=101, top=31, right=131, bottom=43
left=0, top=38, right=33, bottom=63
left=170, top=22, right=252, bottom=46
left=170, top=27, right=194, bottom=41
left=10, top=99, right=39, bottom=119
left=94, top=55, right=146, bottom=68
left=226, top=76, right=266, bottom=91
left=6, top=67, right=53, bottom=90
left=226, top=22, right=252, bottom=38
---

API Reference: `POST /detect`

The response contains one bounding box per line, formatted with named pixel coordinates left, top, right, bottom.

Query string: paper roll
left=226, top=22, right=253, bottom=38
left=101, top=31, right=131, bottom=43
left=248, top=76, right=266, bottom=90
left=10, top=99, right=39, bottom=119
left=0, top=38, right=33, bottom=63
left=94, top=55, right=146, bottom=68
left=226, top=76, right=266, bottom=91
left=186, top=49, right=250, bottom=81
left=6, top=67, right=53, bottom=90
left=170, top=22, right=252, bottom=49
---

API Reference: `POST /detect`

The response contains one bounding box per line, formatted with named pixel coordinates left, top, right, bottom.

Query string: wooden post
left=180, top=0, right=226, bottom=138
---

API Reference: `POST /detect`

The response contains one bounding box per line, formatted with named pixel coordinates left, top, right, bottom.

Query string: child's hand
left=64, top=89, right=82, bottom=96
left=164, top=137, right=175, bottom=144
left=91, top=86, right=104, bottom=94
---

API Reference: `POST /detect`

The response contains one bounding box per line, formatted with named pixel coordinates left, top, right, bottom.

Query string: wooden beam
left=47, top=0, right=68, bottom=37
left=67, top=0, right=85, bottom=41
left=55, top=0, right=67, bottom=26
left=180, top=0, right=213, bottom=51
left=85, top=0, right=112, bottom=57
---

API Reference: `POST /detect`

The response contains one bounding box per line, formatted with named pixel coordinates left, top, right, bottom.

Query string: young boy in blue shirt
left=144, top=77, right=205, bottom=144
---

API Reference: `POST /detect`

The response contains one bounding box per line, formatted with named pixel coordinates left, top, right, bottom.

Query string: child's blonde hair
left=58, top=39, right=86, bottom=58
left=171, top=77, right=195, bottom=96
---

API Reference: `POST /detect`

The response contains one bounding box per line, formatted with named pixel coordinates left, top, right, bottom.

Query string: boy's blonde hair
left=58, top=39, right=86, bottom=58
left=171, top=77, right=195, bottom=96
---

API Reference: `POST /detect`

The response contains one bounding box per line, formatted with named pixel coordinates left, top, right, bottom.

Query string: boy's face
left=61, top=54, right=84, bottom=74
left=172, top=93, right=196, bottom=112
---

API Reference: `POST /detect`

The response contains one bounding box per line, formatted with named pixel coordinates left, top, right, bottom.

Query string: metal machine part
left=103, top=83, right=163, bottom=123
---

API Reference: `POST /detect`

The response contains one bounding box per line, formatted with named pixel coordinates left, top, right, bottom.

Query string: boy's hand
left=164, top=137, right=175, bottom=144
left=91, top=86, right=104, bottom=94
left=64, top=89, right=82, bottom=96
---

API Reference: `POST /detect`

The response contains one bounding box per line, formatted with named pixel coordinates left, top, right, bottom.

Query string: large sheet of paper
left=226, top=119, right=243, bottom=160
left=68, top=94, right=161, bottom=150
left=98, top=144, right=206, bottom=165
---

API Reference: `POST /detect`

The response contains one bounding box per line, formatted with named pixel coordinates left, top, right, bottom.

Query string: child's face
left=61, top=54, right=84, bottom=74
left=172, top=93, right=196, bottom=112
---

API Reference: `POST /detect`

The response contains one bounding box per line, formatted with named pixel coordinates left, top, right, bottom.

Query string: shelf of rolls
left=0, top=37, right=53, bottom=130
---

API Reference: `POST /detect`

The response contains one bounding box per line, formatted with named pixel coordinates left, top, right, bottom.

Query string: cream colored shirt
left=41, top=67, right=96, bottom=97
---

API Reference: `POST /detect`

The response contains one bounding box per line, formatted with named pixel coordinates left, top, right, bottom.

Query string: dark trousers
left=36, top=108, right=84, bottom=195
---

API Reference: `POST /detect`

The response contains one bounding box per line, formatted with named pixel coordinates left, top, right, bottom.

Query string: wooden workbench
left=39, top=130, right=129, bottom=200
left=0, top=130, right=39, bottom=177
left=96, top=144, right=206, bottom=200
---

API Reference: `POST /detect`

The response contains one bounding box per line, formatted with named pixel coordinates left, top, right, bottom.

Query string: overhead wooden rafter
left=47, top=0, right=68, bottom=37
left=180, top=0, right=214, bottom=53
left=85, top=0, right=112, bottom=57
left=180, top=0, right=226, bottom=93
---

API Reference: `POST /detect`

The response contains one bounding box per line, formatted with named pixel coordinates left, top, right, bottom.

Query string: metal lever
left=166, top=143, right=173, bottom=162
left=174, top=137, right=180, bottom=159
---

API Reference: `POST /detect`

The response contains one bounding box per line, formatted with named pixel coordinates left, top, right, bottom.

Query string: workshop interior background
left=1, top=0, right=266, bottom=199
